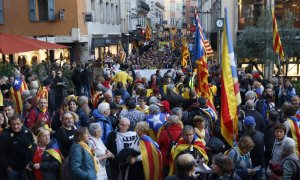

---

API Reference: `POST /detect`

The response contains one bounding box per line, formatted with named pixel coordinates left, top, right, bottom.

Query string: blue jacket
left=69, top=142, right=97, bottom=180
left=75, top=108, right=90, bottom=127
left=92, top=109, right=112, bottom=144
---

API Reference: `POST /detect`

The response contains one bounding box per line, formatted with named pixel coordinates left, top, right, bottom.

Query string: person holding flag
left=9, top=75, right=28, bottom=114
left=220, top=7, right=242, bottom=147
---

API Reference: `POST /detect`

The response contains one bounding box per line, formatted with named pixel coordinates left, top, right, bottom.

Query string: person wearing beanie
left=242, top=116, right=265, bottom=178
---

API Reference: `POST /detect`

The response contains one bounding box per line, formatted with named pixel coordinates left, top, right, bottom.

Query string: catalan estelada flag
left=10, top=77, right=28, bottom=114
left=272, top=10, right=284, bottom=60
left=169, top=136, right=208, bottom=175
left=146, top=20, right=151, bottom=41
left=140, top=135, right=162, bottom=180
left=146, top=113, right=167, bottom=142
left=221, top=8, right=241, bottom=147
left=46, top=139, right=63, bottom=164
left=181, top=37, right=189, bottom=68
left=194, top=11, right=215, bottom=111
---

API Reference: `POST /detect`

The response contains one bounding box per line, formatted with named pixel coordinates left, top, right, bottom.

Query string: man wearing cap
left=242, top=116, right=265, bottom=177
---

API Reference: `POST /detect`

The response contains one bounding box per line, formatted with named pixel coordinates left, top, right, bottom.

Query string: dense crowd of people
left=0, top=45, right=300, bottom=180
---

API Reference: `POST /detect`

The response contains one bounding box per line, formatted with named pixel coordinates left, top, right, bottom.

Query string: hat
left=158, top=100, right=171, bottom=114
left=244, top=116, right=256, bottom=126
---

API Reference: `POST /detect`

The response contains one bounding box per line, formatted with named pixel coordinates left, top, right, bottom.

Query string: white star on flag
left=14, top=79, right=20, bottom=86
left=151, top=114, right=163, bottom=128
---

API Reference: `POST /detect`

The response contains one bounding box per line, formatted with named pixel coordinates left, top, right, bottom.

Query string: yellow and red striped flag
left=118, top=41, right=126, bottom=61
left=221, top=8, right=242, bottom=147
left=181, top=37, right=189, bottom=68
left=146, top=20, right=151, bottom=41
left=272, top=10, right=284, bottom=60
left=194, top=10, right=215, bottom=111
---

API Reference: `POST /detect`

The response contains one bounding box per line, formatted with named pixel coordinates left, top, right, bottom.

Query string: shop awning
left=0, top=33, right=69, bottom=54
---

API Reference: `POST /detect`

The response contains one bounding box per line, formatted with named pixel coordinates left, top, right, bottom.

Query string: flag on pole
left=194, top=10, right=215, bottom=110
left=118, top=41, right=126, bottom=61
left=221, top=8, right=242, bottom=147
left=146, top=20, right=151, bottom=41
left=272, top=10, right=284, bottom=60
left=203, top=32, right=214, bottom=57
left=181, top=37, right=189, bottom=68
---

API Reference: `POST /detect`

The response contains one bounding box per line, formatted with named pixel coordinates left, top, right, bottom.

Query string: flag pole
left=277, top=54, right=281, bottom=76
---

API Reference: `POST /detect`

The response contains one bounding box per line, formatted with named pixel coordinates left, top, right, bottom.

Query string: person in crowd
left=145, top=104, right=167, bottom=141
left=208, top=153, right=241, bottom=180
left=108, top=102, right=120, bottom=130
left=3, top=100, right=16, bottom=121
left=22, top=97, right=35, bottom=126
left=71, top=63, right=83, bottom=96
left=163, top=84, right=186, bottom=109
left=26, top=98, right=50, bottom=128
left=256, top=87, right=276, bottom=121
left=53, top=111, right=77, bottom=158
left=291, top=95, right=300, bottom=111
left=38, top=79, right=56, bottom=118
left=188, top=97, right=217, bottom=134
left=27, top=125, right=62, bottom=180
left=0, top=115, right=34, bottom=180
left=91, top=102, right=112, bottom=144
left=102, top=91, right=113, bottom=104
left=282, top=104, right=300, bottom=156
left=244, top=99, right=265, bottom=132
left=53, top=69, right=69, bottom=109
left=169, top=125, right=208, bottom=175
left=111, top=68, right=133, bottom=87
left=88, top=123, right=114, bottom=180
left=279, top=137, right=299, bottom=179
left=120, top=98, right=146, bottom=130
left=165, top=153, right=197, bottom=180
left=75, top=96, right=90, bottom=127
left=158, top=100, right=172, bottom=117
left=106, top=117, right=138, bottom=180
left=69, top=127, right=98, bottom=180
left=115, top=82, right=130, bottom=102
left=0, top=111, right=8, bottom=134
left=127, top=121, right=162, bottom=180
left=135, top=95, right=149, bottom=114
left=158, top=115, right=183, bottom=178
left=279, top=79, right=296, bottom=103
left=68, top=99, right=79, bottom=113
left=51, top=98, right=69, bottom=131
left=264, top=110, right=279, bottom=166
left=227, top=136, right=256, bottom=180
left=193, top=116, right=210, bottom=145
left=81, top=63, right=92, bottom=98
left=241, top=116, right=265, bottom=178
left=113, top=90, right=124, bottom=106
left=0, top=75, right=11, bottom=99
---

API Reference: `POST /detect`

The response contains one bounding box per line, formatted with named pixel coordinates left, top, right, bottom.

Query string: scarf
left=78, top=141, right=99, bottom=172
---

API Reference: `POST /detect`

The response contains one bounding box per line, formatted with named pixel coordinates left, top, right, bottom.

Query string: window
left=100, top=0, right=104, bottom=23
left=111, top=4, right=114, bottom=24
left=0, top=0, right=3, bottom=24
left=116, top=5, right=119, bottom=25
left=29, top=0, right=55, bottom=21
left=106, top=2, right=109, bottom=23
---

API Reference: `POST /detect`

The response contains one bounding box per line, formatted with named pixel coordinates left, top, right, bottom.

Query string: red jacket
left=158, top=124, right=182, bottom=166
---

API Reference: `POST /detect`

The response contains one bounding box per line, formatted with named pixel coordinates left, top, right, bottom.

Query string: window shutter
left=48, top=0, right=55, bottom=21
left=0, top=0, right=3, bottom=24
left=29, top=0, right=36, bottom=21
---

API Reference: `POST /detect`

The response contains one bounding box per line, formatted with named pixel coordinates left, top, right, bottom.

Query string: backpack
left=60, top=156, right=72, bottom=180
left=282, top=158, right=300, bottom=180
left=166, top=129, right=181, bottom=160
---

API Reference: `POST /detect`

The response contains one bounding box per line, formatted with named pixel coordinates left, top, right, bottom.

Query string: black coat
left=0, top=126, right=33, bottom=171
left=163, top=92, right=186, bottom=109
left=53, top=126, right=75, bottom=158
left=27, top=140, right=61, bottom=180
left=264, top=123, right=277, bottom=166
left=245, top=109, right=265, bottom=132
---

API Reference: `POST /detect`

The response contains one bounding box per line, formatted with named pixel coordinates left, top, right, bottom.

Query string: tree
left=236, top=10, right=300, bottom=78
